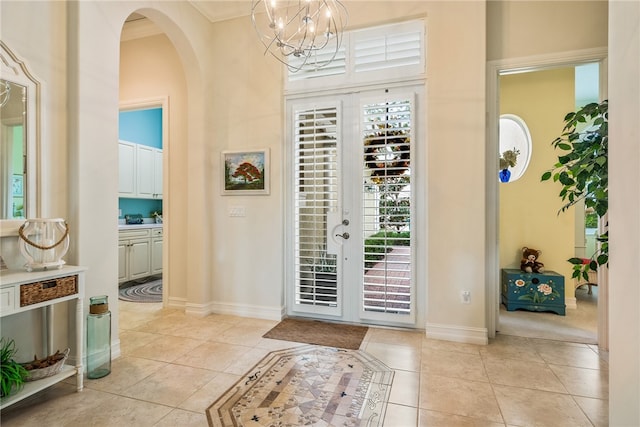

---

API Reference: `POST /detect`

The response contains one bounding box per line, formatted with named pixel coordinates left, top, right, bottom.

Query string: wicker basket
left=23, top=348, right=70, bottom=381
left=20, top=275, right=78, bottom=307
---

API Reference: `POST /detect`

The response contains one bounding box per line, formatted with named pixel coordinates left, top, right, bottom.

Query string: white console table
left=0, top=265, right=86, bottom=410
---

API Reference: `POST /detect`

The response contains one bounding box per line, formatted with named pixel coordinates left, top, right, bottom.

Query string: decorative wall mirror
left=0, top=41, right=40, bottom=236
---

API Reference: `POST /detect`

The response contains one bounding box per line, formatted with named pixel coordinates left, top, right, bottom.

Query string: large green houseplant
left=541, top=100, right=608, bottom=281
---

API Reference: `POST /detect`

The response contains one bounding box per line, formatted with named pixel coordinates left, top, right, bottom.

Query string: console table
left=501, top=268, right=566, bottom=315
left=0, top=265, right=86, bottom=409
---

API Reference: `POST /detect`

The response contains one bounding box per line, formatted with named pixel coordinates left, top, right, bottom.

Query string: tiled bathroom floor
left=0, top=301, right=608, bottom=426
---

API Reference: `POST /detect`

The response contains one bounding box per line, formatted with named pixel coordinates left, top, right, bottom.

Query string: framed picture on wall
left=221, top=149, right=270, bottom=195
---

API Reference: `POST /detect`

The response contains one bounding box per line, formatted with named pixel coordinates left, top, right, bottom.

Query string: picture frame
left=221, top=149, right=270, bottom=195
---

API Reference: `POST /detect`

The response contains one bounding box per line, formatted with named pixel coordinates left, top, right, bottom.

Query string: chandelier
left=251, top=0, right=348, bottom=73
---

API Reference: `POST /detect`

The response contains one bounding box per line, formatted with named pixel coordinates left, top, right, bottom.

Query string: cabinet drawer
left=119, top=228, right=151, bottom=239
left=0, top=286, right=15, bottom=314
left=151, top=228, right=163, bottom=237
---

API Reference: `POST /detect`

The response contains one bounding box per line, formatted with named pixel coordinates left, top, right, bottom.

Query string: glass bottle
left=87, top=295, right=111, bottom=379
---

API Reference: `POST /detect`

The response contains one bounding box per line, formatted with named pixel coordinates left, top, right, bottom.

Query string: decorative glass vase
left=87, top=295, right=111, bottom=379
left=18, top=218, right=70, bottom=271
left=499, top=168, right=512, bottom=183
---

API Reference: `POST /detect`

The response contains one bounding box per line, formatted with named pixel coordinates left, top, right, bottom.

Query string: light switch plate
left=229, top=206, right=246, bottom=217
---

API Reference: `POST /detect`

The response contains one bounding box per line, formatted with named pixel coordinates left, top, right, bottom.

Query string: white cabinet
left=118, top=228, right=151, bottom=284
left=151, top=228, right=163, bottom=275
left=118, top=140, right=162, bottom=199
left=119, top=226, right=162, bottom=283
left=0, top=266, right=86, bottom=410
left=153, top=148, right=163, bottom=198
left=118, top=141, right=136, bottom=197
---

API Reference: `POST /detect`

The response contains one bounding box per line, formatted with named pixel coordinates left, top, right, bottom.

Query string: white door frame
left=284, top=86, right=423, bottom=327
left=485, top=47, right=609, bottom=349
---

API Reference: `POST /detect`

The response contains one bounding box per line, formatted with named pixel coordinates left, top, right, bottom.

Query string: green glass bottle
left=87, top=295, right=111, bottom=379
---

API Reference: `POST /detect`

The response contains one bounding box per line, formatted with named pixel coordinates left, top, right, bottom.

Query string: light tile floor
left=1, top=301, right=609, bottom=426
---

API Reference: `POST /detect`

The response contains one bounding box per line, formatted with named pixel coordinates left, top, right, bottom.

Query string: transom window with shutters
left=286, top=19, right=425, bottom=326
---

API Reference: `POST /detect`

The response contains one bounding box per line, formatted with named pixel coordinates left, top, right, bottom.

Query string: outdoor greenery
left=378, top=176, right=411, bottom=231
left=585, top=212, right=598, bottom=229
left=0, top=337, right=28, bottom=398
left=541, top=100, right=608, bottom=281
left=364, top=231, right=410, bottom=268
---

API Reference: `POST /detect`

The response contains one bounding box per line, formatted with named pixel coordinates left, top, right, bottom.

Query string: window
left=286, top=19, right=425, bottom=91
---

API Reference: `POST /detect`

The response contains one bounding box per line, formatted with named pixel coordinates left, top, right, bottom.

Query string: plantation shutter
left=361, top=96, right=414, bottom=315
left=286, top=19, right=425, bottom=89
left=288, top=45, right=347, bottom=82
left=293, top=104, right=341, bottom=313
left=353, top=23, right=423, bottom=74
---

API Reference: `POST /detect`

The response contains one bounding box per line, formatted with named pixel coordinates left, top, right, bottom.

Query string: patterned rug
left=118, top=278, right=162, bottom=303
left=206, top=345, right=394, bottom=427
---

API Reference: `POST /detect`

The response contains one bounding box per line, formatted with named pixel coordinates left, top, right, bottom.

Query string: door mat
left=262, top=317, right=368, bottom=350
left=206, top=345, right=394, bottom=427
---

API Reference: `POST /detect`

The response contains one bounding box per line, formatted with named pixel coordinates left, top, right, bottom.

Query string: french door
left=287, top=87, right=420, bottom=327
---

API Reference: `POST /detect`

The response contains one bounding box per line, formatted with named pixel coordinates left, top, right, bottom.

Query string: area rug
left=118, top=278, right=162, bottom=303
left=206, top=345, right=394, bottom=427
left=262, top=318, right=369, bottom=350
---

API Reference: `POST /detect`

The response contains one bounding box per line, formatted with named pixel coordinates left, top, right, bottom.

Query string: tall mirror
left=0, top=41, right=39, bottom=236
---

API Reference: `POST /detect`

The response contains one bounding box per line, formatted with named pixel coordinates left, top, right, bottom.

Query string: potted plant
left=0, top=338, right=28, bottom=398
left=499, top=147, right=520, bottom=182
left=541, top=100, right=608, bottom=281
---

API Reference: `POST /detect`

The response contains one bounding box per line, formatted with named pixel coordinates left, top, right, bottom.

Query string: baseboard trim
left=165, top=297, right=283, bottom=321
left=209, top=301, right=283, bottom=321
left=167, top=296, right=187, bottom=310
left=566, top=296, right=577, bottom=310
left=425, top=322, right=488, bottom=345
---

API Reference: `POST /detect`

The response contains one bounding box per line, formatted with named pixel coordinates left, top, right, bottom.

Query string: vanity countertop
left=118, top=223, right=163, bottom=230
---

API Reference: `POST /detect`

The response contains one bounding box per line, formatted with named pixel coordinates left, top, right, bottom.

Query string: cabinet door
left=153, top=148, right=163, bottom=198
left=136, top=145, right=155, bottom=199
left=118, top=141, right=136, bottom=197
left=118, top=240, right=128, bottom=283
left=151, top=237, right=163, bottom=275
left=129, top=238, right=151, bottom=280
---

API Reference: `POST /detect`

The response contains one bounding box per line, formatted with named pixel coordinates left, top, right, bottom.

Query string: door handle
left=335, top=232, right=350, bottom=240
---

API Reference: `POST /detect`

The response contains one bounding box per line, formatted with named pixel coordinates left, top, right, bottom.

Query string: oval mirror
left=0, top=41, right=39, bottom=235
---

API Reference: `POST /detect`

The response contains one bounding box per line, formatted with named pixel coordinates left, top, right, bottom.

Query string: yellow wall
left=499, top=68, right=576, bottom=292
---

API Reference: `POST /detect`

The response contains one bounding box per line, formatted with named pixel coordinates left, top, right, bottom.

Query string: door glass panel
left=361, top=98, right=413, bottom=316
left=293, top=105, right=340, bottom=312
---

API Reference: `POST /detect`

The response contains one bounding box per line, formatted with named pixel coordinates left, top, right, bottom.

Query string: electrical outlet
left=461, top=290, right=471, bottom=304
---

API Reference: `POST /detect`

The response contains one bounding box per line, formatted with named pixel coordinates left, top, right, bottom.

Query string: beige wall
left=499, top=68, right=576, bottom=291
left=487, top=0, right=608, bottom=61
